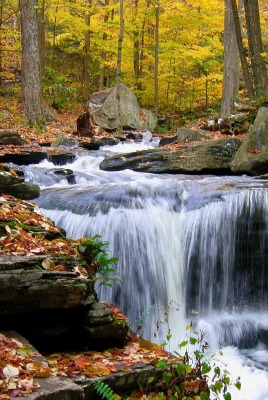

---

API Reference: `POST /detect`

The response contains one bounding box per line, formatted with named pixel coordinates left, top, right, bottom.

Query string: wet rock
left=126, top=132, right=143, bottom=141
left=100, top=138, right=242, bottom=174
left=47, top=152, right=75, bottom=165
left=52, top=168, right=75, bottom=184
left=0, top=151, right=47, bottom=165
left=0, top=167, right=40, bottom=200
left=80, top=136, right=120, bottom=150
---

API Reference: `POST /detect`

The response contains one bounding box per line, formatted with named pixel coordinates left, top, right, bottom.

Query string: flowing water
left=19, top=141, right=268, bottom=399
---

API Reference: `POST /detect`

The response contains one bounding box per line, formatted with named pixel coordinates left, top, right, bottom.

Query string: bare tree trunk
left=51, top=5, right=58, bottom=70
left=83, top=0, right=92, bottom=102
left=37, top=0, right=45, bottom=76
left=0, top=0, right=4, bottom=92
left=20, top=0, right=44, bottom=126
left=243, top=0, right=268, bottom=99
left=116, top=0, right=124, bottom=134
left=133, top=0, right=140, bottom=89
left=230, top=0, right=254, bottom=98
left=221, top=0, right=240, bottom=117
left=154, top=3, right=159, bottom=116
left=99, top=0, right=109, bottom=90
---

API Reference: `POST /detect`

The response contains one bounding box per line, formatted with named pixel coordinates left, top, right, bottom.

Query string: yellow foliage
left=1, top=0, right=267, bottom=113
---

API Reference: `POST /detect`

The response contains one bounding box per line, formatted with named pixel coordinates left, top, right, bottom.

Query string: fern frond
left=93, top=380, right=120, bottom=400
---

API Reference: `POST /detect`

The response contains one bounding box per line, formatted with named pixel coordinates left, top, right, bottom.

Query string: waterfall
left=23, top=148, right=268, bottom=399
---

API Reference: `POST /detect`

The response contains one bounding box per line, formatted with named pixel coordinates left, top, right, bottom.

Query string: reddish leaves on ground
left=0, top=333, right=47, bottom=399
left=0, top=195, right=88, bottom=278
left=247, top=149, right=261, bottom=154
left=0, top=331, right=172, bottom=399
left=46, top=335, right=172, bottom=379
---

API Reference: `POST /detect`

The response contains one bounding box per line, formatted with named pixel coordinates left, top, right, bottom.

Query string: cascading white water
left=21, top=145, right=268, bottom=399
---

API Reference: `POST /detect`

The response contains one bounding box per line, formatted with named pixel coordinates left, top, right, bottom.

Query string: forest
left=0, top=0, right=267, bottom=127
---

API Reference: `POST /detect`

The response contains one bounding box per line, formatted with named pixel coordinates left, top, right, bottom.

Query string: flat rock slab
left=100, top=138, right=242, bottom=174
left=0, top=150, right=75, bottom=166
left=0, top=255, right=89, bottom=313
left=4, top=331, right=164, bottom=400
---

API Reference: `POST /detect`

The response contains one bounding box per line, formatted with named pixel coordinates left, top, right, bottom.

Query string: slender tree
left=20, top=0, right=44, bottom=125
left=221, top=0, right=240, bottom=117
left=83, top=0, right=92, bottom=101
left=154, top=2, right=159, bottom=116
left=99, top=0, right=109, bottom=90
left=37, top=0, right=46, bottom=76
left=133, top=0, right=140, bottom=90
left=243, top=0, right=268, bottom=99
left=116, top=0, right=124, bottom=133
left=230, top=0, right=254, bottom=98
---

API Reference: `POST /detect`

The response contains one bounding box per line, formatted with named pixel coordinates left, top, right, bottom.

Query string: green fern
left=92, top=380, right=119, bottom=400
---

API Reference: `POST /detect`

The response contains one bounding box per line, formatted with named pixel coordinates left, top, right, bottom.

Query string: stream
left=18, top=140, right=268, bottom=399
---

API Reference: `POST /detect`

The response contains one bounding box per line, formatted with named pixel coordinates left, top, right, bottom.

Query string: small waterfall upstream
left=20, top=143, right=268, bottom=399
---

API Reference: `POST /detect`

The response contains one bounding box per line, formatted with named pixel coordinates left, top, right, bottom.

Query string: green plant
left=93, top=380, right=120, bottom=400
left=79, top=234, right=122, bottom=288
left=152, top=325, right=241, bottom=400
left=91, top=324, right=240, bottom=399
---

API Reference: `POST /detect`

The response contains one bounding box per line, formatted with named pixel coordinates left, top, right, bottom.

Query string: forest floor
left=0, top=97, right=246, bottom=149
left=0, top=98, right=83, bottom=144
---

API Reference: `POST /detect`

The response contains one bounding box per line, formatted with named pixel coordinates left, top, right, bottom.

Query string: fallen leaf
left=3, top=365, right=19, bottom=378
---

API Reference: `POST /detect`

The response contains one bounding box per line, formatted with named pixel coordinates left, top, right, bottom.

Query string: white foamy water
left=22, top=142, right=268, bottom=400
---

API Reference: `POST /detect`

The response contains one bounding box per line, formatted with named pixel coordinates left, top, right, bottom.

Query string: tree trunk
left=243, top=0, right=268, bottom=99
left=154, top=3, right=159, bottom=116
left=230, top=0, right=254, bottom=98
left=133, top=0, right=140, bottom=90
left=116, top=0, right=124, bottom=134
left=83, top=0, right=92, bottom=102
left=0, top=0, right=4, bottom=91
left=37, top=0, right=46, bottom=76
left=99, top=0, right=109, bottom=90
left=20, top=0, right=44, bottom=126
left=221, top=0, right=240, bottom=117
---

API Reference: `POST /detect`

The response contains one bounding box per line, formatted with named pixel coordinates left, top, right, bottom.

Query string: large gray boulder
left=87, top=82, right=157, bottom=131
left=231, top=107, right=268, bottom=175
left=100, top=138, right=242, bottom=174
